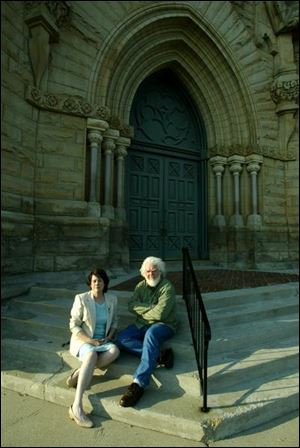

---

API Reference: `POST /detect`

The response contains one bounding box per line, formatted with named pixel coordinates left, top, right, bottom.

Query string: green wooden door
left=127, top=70, right=207, bottom=261
left=127, top=150, right=201, bottom=260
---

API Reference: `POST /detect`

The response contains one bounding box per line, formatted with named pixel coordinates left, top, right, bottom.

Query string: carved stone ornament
left=108, top=116, right=134, bottom=139
left=265, top=1, right=299, bottom=35
left=120, top=125, right=134, bottom=139
left=25, top=1, right=70, bottom=28
left=208, top=143, right=296, bottom=161
left=270, top=78, right=299, bottom=104
left=26, top=85, right=111, bottom=120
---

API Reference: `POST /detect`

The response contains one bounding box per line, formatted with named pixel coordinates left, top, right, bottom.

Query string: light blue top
left=93, top=302, right=107, bottom=339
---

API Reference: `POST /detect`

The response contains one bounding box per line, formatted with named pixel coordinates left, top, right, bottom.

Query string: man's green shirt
left=128, top=277, right=178, bottom=332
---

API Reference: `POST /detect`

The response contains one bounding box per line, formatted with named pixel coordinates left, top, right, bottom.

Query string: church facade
left=2, top=1, right=299, bottom=274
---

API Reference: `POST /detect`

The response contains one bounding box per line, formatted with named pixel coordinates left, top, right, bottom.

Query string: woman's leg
left=96, top=345, right=120, bottom=369
left=66, top=367, right=80, bottom=387
left=72, top=350, right=97, bottom=420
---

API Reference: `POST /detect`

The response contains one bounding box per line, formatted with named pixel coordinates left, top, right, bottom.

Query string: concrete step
left=209, top=312, right=299, bottom=355
left=22, top=281, right=299, bottom=306
left=208, top=339, right=299, bottom=393
left=1, top=282, right=299, bottom=443
left=202, top=282, right=299, bottom=310
left=2, top=341, right=298, bottom=443
left=1, top=291, right=193, bottom=346
left=1, top=337, right=199, bottom=395
left=206, top=295, right=298, bottom=329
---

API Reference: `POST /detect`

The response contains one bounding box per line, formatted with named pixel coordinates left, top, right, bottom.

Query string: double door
left=126, top=149, right=200, bottom=260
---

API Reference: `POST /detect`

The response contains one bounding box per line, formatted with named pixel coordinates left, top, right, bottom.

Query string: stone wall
left=1, top=1, right=298, bottom=274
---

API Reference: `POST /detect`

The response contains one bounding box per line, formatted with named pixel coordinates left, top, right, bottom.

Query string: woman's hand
left=90, top=337, right=109, bottom=346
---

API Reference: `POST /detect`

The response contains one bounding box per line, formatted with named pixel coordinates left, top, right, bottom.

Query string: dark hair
left=87, top=268, right=109, bottom=293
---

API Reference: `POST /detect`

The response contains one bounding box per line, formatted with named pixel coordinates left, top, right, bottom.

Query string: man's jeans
left=117, top=323, right=174, bottom=388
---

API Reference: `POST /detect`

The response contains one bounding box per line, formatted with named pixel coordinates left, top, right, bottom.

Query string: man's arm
left=141, top=283, right=176, bottom=322
left=128, top=282, right=152, bottom=316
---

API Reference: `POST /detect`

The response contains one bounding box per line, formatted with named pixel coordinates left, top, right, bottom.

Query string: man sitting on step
left=117, top=256, right=178, bottom=407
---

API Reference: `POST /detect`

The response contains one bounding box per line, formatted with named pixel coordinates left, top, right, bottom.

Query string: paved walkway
left=1, top=388, right=298, bottom=447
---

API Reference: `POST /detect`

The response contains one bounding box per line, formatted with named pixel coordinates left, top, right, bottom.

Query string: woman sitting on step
left=67, top=268, right=120, bottom=428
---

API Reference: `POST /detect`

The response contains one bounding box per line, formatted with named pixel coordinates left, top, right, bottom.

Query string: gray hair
left=140, top=256, right=166, bottom=277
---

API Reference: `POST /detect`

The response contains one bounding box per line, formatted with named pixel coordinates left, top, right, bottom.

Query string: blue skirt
left=77, top=342, right=116, bottom=361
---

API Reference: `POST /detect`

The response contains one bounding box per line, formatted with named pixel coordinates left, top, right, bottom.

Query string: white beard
left=146, top=275, right=161, bottom=288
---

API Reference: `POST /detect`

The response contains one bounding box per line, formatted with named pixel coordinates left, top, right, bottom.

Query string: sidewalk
left=1, top=388, right=298, bottom=447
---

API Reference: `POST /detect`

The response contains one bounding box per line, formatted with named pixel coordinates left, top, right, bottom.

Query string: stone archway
left=87, top=2, right=260, bottom=265
left=88, top=2, right=258, bottom=153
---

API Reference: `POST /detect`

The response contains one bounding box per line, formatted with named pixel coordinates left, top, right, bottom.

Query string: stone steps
left=1, top=282, right=299, bottom=443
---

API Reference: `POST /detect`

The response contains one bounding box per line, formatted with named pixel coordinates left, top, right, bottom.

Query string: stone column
left=86, top=118, right=109, bottom=216
left=228, top=155, right=245, bottom=228
left=209, top=156, right=227, bottom=228
left=246, top=154, right=263, bottom=230
left=267, top=3, right=299, bottom=154
left=102, top=129, right=120, bottom=219
left=115, top=137, right=131, bottom=221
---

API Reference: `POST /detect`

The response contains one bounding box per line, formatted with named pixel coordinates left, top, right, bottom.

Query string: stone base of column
left=102, top=205, right=115, bottom=220
left=212, top=214, right=226, bottom=228
left=247, top=214, right=262, bottom=231
left=229, top=214, right=244, bottom=228
left=87, top=202, right=101, bottom=217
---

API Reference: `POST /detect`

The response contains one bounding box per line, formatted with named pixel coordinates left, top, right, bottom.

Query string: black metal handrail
left=182, top=247, right=211, bottom=412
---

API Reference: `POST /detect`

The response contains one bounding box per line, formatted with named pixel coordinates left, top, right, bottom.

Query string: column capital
left=87, top=129, right=103, bottom=145
left=209, top=156, right=227, bottom=174
left=209, top=156, right=227, bottom=165
left=228, top=155, right=245, bottom=174
left=103, top=128, right=120, bottom=140
left=116, top=146, right=128, bottom=159
left=246, top=154, right=263, bottom=174
left=102, top=128, right=120, bottom=154
left=116, top=136, right=131, bottom=148
left=87, top=118, right=109, bottom=134
left=228, top=155, right=245, bottom=164
left=245, top=154, right=263, bottom=164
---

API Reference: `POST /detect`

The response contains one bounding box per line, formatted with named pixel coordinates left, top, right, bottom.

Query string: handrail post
left=182, top=247, right=211, bottom=412
left=201, top=337, right=209, bottom=412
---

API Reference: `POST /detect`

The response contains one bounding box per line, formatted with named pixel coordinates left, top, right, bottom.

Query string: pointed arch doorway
left=126, top=70, right=208, bottom=261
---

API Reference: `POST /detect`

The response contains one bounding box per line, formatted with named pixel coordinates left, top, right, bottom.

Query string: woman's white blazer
left=69, top=291, right=118, bottom=357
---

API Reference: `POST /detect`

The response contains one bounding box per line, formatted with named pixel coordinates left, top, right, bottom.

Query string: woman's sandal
left=66, top=369, right=79, bottom=388
left=68, top=405, right=93, bottom=428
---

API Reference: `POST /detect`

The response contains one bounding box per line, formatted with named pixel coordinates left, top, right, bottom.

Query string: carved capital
left=103, top=128, right=120, bottom=140
left=87, top=118, right=109, bottom=134
left=108, top=116, right=134, bottom=138
left=228, top=155, right=245, bottom=174
left=246, top=154, right=263, bottom=174
left=87, top=130, right=103, bottom=146
left=120, top=125, right=134, bottom=139
left=209, top=156, right=227, bottom=176
left=245, top=154, right=263, bottom=167
left=116, top=136, right=131, bottom=146
left=115, top=146, right=128, bottom=160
